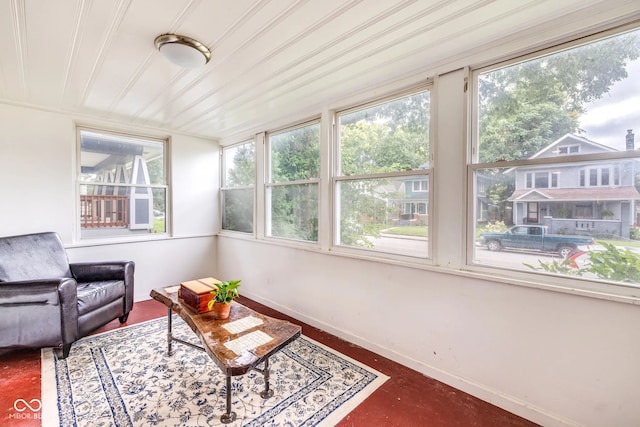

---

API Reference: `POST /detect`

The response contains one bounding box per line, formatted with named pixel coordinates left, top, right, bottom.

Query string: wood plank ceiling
left=0, top=0, right=638, bottom=142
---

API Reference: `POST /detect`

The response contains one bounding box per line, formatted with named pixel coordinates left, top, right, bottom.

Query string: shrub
left=481, top=221, right=508, bottom=233
left=527, top=242, right=640, bottom=284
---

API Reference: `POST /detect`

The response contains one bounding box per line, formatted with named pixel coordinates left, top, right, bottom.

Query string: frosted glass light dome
left=154, top=34, right=211, bottom=68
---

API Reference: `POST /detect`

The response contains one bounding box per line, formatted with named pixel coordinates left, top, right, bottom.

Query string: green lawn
left=153, top=218, right=165, bottom=233
left=382, top=226, right=428, bottom=237
left=596, top=238, right=640, bottom=248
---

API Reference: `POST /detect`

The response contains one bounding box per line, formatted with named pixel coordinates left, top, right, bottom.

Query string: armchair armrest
left=0, top=278, right=71, bottom=304
left=70, top=261, right=132, bottom=282
left=0, top=278, right=78, bottom=349
left=70, top=261, right=135, bottom=314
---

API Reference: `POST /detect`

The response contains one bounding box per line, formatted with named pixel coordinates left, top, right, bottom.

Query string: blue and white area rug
left=41, top=316, right=388, bottom=426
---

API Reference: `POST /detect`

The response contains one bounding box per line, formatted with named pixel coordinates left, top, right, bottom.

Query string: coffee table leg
left=220, top=375, right=237, bottom=424
left=166, top=308, right=173, bottom=356
left=260, top=357, right=274, bottom=399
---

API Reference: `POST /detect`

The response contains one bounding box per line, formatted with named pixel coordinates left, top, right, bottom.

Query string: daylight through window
left=78, top=129, right=167, bottom=239
left=335, top=89, right=430, bottom=257
left=222, top=141, right=255, bottom=234
left=471, top=27, right=640, bottom=287
left=266, top=122, right=320, bottom=242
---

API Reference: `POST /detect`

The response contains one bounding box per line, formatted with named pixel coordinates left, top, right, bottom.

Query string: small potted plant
left=207, top=279, right=241, bottom=319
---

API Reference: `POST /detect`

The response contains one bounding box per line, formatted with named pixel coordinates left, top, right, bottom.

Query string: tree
left=338, top=91, right=430, bottom=246
left=223, top=143, right=255, bottom=232
left=270, top=125, right=320, bottom=241
left=479, top=31, right=640, bottom=162
left=227, top=143, right=255, bottom=186
left=340, top=122, right=427, bottom=175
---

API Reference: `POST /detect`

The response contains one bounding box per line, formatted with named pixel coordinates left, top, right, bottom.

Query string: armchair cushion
left=76, top=280, right=124, bottom=315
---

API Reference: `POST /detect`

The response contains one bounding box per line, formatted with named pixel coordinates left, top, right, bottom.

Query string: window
left=221, top=141, right=255, bottom=233
left=525, top=171, right=556, bottom=189
left=78, top=129, right=167, bottom=239
left=413, top=180, right=428, bottom=192
left=335, top=89, right=430, bottom=257
left=266, top=122, right=320, bottom=242
left=558, top=145, right=579, bottom=155
left=580, top=166, right=621, bottom=187
left=471, top=26, right=640, bottom=288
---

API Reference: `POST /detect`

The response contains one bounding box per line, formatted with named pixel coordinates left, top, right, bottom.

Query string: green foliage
left=526, top=243, right=640, bottom=284
left=600, top=208, right=614, bottom=219
left=271, top=183, right=318, bottom=241
left=336, top=92, right=429, bottom=247
left=223, top=143, right=255, bottom=233
left=152, top=217, right=165, bottom=233
left=271, top=125, right=320, bottom=182
left=339, top=219, right=377, bottom=248
left=227, top=143, right=255, bottom=186
left=148, top=158, right=166, bottom=213
left=338, top=178, right=401, bottom=247
left=524, top=258, right=579, bottom=276
left=207, top=279, right=241, bottom=306
left=269, top=125, right=320, bottom=241
left=340, top=121, right=427, bottom=175
left=479, top=32, right=640, bottom=162
left=222, top=188, right=253, bottom=232
left=587, top=243, right=640, bottom=283
left=630, top=226, right=640, bottom=241
left=478, top=221, right=508, bottom=233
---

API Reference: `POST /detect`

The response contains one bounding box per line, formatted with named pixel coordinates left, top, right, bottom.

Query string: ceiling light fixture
left=154, top=34, right=211, bottom=68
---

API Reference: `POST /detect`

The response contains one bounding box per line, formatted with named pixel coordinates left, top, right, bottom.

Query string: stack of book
left=178, top=277, right=221, bottom=313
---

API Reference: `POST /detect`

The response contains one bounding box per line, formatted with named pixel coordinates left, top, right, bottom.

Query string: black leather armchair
left=0, top=232, right=134, bottom=358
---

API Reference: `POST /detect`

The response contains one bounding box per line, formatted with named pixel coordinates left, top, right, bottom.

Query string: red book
left=178, top=277, right=221, bottom=313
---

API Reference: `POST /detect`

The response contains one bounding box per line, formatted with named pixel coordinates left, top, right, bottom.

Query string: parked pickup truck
left=479, top=225, right=595, bottom=257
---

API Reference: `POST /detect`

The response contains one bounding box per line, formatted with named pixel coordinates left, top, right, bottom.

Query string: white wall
left=214, top=70, right=640, bottom=427
left=216, top=237, right=639, bottom=427
left=2, top=57, right=638, bottom=427
left=0, top=103, right=219, bottom=301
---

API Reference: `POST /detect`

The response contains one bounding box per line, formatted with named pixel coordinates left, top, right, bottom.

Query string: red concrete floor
left=1, top=297, right=538, bottom=426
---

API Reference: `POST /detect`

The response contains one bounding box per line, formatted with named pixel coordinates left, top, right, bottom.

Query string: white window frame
left=332, top=85, right=433, bottom=261
left=220, top=140, right=256, bottom=236
left=76, top=126, right=168, bottom=242
left=265, top=119, right=321, bottom=244
left=467, top=23, right=640, bottom=299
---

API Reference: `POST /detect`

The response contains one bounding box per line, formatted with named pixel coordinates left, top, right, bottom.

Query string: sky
left=580, top=58, right=640, bottom=150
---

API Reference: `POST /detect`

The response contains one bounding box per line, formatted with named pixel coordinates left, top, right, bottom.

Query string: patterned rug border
left=41, top=316, right=389, bottom=426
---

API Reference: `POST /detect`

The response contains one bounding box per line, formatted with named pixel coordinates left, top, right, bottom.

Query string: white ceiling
left=1, top=0, right=639, bottom=142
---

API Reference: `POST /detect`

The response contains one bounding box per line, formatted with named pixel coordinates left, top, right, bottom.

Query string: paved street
left=367, top=235, right=564, bottom=271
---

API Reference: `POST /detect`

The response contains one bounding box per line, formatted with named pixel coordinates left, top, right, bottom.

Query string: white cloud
left=580, top=59, right=640, bottom=150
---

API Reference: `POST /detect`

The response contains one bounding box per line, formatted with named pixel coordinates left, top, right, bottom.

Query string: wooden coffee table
left=150, top=286, right=302, bottom=423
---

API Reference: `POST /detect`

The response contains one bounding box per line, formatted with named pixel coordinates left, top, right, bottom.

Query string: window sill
left=67, top=232, right=216, bottom=249
left=216, top=232, right=640, bottom=305
left=460, top=263, right=640, bottom=305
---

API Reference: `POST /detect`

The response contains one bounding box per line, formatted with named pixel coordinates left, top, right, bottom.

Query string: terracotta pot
left=210, top=301, right=232, bottom=320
